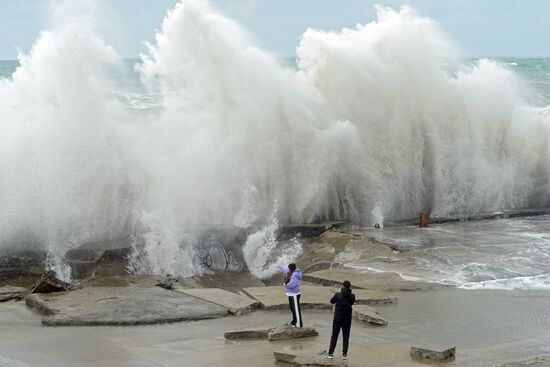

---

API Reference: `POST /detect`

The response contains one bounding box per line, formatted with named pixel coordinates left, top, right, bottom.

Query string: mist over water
left=1, top=0, right=550, bottom=279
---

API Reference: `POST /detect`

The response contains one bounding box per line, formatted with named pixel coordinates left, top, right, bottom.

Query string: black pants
left=288, top=294, right=303, bottom=327
left=328, top=320, right=351, bottom=355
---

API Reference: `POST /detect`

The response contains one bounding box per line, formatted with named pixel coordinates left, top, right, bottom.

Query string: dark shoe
left=325, top=353, right=334, bottom=359
left=342, top=354, right=347, bottom=360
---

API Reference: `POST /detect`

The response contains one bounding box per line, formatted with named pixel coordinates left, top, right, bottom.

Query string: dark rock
left=30, top=271, right=75, bottom=294
left=410, top=346, right=456, bottom=361
left=65, top=238, right=134, bottom=279
left=156, top=279, right=174, bottom=290
left=277, top=222, right=347, bottom=242
left=192, top=225, right=248, bottom=272
left=0, top=246, right=46, bottom=287
left=267, top=324, right=319, bottom=341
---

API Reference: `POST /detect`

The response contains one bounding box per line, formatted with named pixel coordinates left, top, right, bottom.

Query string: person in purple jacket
left=277, top=263, right=303, bottom=327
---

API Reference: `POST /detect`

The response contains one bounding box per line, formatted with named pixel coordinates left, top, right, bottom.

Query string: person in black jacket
left=326, top=280, right=355, bottom=360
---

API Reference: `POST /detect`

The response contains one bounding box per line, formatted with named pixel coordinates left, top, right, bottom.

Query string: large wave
left=1, top=0, right=549, bottom=277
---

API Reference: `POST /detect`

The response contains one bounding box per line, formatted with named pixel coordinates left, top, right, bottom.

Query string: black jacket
left=330, top=287, right=355, bottom=323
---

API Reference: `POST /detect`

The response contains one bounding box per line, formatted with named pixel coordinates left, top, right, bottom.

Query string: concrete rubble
left=353, top=305, right=388, bottom=325
left=225, top=324, right=319, bottom=341
left=274, top=351, right=348, bottom=366
left=267, top=324, right=319, bottom=341
left=410, top=346, right=456, bottom=362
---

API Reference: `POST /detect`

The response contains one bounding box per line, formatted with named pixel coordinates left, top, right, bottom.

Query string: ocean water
left=2, top=1, right=550, bottom=282
left=355, top=215, right=550, bottom=290
left=2, top=57, right=550, bottom=108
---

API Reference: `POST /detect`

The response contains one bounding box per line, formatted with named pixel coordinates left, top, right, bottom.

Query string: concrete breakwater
left=387, top=208, right=550, bottom=228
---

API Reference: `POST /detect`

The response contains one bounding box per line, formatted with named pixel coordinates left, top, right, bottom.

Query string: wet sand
left=2, top=288, right=550, bottom=366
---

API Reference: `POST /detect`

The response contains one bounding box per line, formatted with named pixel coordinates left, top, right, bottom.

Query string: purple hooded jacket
left=277, top=264, right=302, bottom=296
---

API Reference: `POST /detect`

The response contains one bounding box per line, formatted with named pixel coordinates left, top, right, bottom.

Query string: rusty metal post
left=419, top=211, right=429, bottom=227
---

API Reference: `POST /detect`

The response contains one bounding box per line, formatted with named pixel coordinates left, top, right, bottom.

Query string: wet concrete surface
left=25, top=286, right=228, bottom=326
left=1, top=288, right=550, bottom=366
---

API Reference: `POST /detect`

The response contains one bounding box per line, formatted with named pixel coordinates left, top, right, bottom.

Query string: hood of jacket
left=341, top=287, right=352, bottom=297
left=291, top=270, right=302, bottom=280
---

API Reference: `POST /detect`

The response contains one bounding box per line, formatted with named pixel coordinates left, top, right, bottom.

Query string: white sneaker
left=342, top=354, right=348, bottom=360
left=325, top=354, right=334, bottom=359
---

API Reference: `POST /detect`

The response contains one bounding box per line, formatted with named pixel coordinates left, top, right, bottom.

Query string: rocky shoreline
left=2, top=210, right=550, bottom=365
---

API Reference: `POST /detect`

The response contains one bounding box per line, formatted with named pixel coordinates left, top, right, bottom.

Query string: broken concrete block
left=0, top=286, right=27, bottom=302
left=273, top=351, right=298, bottom=363
left=353, top=305, right=387, bottom=325
left=224, top=328, right=270, bottom=340
left=175, top=287, right=259, bottom=315
left=274, top=351, right=348, bottom=366
left=268, top=324, right=319, bottom=341
left=410, top=346, right=456, bottom=361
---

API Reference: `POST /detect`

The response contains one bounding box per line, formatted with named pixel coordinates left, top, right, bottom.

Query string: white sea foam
left=0, top=356, right=29, bottom=367
left=1, top=0, right=550, bottom=278
left=460, top=274, right=550, bottom=290
left=242, top=200, right=302, bottom=279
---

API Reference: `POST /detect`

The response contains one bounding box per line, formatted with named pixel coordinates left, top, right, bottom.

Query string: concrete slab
left=242, top=285, right=335, bottom=310
left=242, top=285, right=397, bottom=310
left=25, top=286, right=228, bottom=326
left=225, top=324, right=319, bottom=341
left=267, top=324, right=319, bottom=341
left=347, top=289, right=397, bottom=305
left=0, top=286, right=26, bottom=302
left=178, top=269, right=265, bottom=293
left=274, top=350, right=347, bottom=366
left=303, top=268, right=443, bottom=291
left=353, top=305, right=388, bottom=325
left=174, top=287, right=259, bottom=315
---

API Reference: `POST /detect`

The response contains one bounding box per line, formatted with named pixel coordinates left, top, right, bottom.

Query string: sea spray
left=243, top=200, right=302, bottom=279
left=1, top=1, right=550, bottom=279
left=0, top=3, right=145, bottom=280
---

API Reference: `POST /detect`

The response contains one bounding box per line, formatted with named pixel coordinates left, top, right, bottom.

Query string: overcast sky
left=0, top=0, right=549, bottom=60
